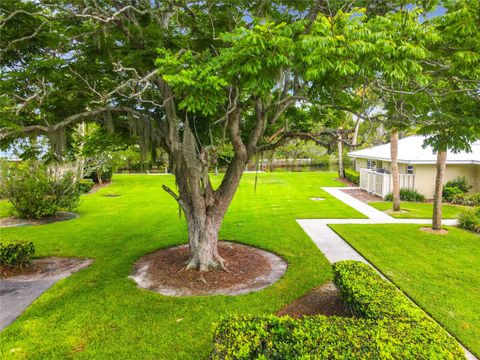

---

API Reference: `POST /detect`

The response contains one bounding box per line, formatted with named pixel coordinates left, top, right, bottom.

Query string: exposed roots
left=185, top=254, right=228, bottom=272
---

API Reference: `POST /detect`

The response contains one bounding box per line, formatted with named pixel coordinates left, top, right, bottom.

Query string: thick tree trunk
left=390, top=129, right=400, bottom=211
left=337, top=136, right=345, bottom=178
left=168, top=118, right=248, bottom=271
left=432, top=151, right=447, bottom=230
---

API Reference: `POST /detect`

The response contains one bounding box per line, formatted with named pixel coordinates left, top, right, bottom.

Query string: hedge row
left=211, top=261, right=464, bottom=359
left=344, top=169, right=359, bottom=185
left=384, top=188, right=425, bottom=202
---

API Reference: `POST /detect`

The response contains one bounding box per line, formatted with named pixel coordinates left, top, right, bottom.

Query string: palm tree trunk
left=337, top=135, right=345, bottom=178
left=432, top=151, right=447, bottom=230
left=390, top=129, right=400, bottom=211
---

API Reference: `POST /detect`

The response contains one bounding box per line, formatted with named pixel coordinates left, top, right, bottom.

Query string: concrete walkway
left=297, top=187, right=475, bottom=360
left=0, top=258, right=92, bottom=330
left=298, top=187, right=458, bottom=263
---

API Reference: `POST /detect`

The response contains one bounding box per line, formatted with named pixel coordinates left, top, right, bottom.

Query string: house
left=348, top=135, right=480, bottom=199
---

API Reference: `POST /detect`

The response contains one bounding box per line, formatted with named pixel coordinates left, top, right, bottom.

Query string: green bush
left=344, top=169, right=360, bottom=185
left=0, top=161, right=80, bottom=219
left=78, top=179, right=95, bottom=193
left=0, top=239, right=35, bottom=268
left=211, top=261, right=464, bottom=359
left=444, top=176, right=472, bottom=194
left=458, top=207, right=480, bottom=232
left=443, top=186, right=465, bottom=202
left=451, top=193, right=480, bottom=206
left=385, top=188, right=425, bottom=202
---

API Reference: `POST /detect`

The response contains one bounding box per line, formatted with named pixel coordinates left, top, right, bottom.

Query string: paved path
left=297, top=187, right=475, bottom=360
left=0, top=258, right=92, bottom=330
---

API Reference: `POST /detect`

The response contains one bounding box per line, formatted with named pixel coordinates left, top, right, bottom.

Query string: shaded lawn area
left=330, top=224, right=480, bottom=357
left=0, top=172, right=364, bottom=359
left=369, top=201, right=466, bottom=219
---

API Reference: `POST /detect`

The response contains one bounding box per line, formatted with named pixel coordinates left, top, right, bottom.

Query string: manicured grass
left=0, top=172, right=363, bottom=359
left=330, top=224, right=480, bottom=357
left=369, top=201, right=466, bottom=219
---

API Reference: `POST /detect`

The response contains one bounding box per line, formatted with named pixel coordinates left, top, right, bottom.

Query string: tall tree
left=418, top=0, right=480, bottom=230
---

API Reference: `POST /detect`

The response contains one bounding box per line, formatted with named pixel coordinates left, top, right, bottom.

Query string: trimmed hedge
left=211, top=261, right=465, bottom=359
left=344, top=169, right=359, bottom=185
left=385, top=188, right=425, bottom=202
left=0, top=239, right=35, bottom=268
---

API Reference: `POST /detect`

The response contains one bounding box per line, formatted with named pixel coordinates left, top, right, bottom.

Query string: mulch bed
left=1, top=257, right=92, bottom=279
left=277, top=282, right=352, bottom=318
left=0, top=212, right=78, bottom=228
left=130, top=241, right=287, bottom=296
left=340, top=188, right=383, bottom=203
left=420, top=227, right=449, bottom=235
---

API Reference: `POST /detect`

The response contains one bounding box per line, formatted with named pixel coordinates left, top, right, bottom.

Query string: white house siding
left=415, top=164, right=479, bottom=199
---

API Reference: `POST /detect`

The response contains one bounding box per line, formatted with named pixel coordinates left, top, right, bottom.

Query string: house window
left=367, top=159, right=376, bottom=170
left=407, top=165, right=414, bottom=174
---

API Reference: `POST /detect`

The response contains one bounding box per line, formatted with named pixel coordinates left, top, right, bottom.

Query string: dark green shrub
left=451, top=193, right=480, bottom=206
left=444, top=176, right=472, bottom=194
left=0, top=161, right=80, bottom=219
left=211, top=261, right=464, bottom=359
left=332, top=261, right=426, bottom=320
left=385, top=188, right=425, bottom=202
left=0, top=239, right=35, bottom=268
left=443, top=186, right=465, bottom=202
left=344, top=169, right=360, bottom=185
left=78, top=179, right=95, bottom=193
left=458, top=207, right=480, bottom=232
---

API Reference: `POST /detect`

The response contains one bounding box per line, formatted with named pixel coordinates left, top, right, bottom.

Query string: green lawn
left=369, top=201, right=466, bottom=219
left=0, top=172, right=364, bottom=359
left=330, top=224, right=480, bottom=357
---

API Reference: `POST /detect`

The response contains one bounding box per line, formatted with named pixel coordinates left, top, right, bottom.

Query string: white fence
left=359, top=168, right=415, bottom=198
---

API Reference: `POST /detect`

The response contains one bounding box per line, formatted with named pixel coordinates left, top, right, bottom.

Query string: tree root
left=184, top=254, right=228, bottom=272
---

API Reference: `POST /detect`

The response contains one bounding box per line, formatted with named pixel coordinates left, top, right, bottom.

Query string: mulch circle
left=340, top=188, right=383, bottom=203
left=130, top=241, right=287, bottom=296
left=420, top=227, right=449, bottom=235
left=277, top=282, right=352, bottom=318
left=0, top=212, right=78, bottom=228
left=1, top=257, right=92, bottom=279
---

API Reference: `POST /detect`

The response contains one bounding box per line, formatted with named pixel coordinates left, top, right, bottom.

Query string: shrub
left=385, top=188, right=425, bottom=202
left=0, top=239, right=35, bottom=268
left=344, top=169, right=359, bottom=185
left=444, top=176, right=472, bottom=194
left=451, top=193, right=480, bottom=206
left=78, top=179, right=95, bottom=193
left=458, top=207, right=480, bottom=232
left=443, top=186, right=465, bottom=202
left=211, top=261, right=464, bottom=359
left=0, top=161, right=81, bottom=219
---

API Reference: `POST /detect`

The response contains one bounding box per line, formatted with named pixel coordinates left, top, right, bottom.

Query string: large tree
left=2, top=0, right=475, bottom=270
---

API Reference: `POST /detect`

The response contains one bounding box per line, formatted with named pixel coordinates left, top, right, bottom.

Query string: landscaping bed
left=330, top=224, right=480, bottom=357
left=0, top=211, right=78, bottom=228
left=212, top=261, right=465, bottom=359
left=130, top=241, right=287, bottom=296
